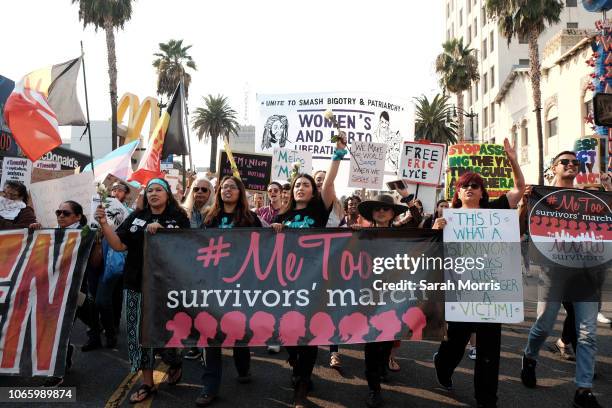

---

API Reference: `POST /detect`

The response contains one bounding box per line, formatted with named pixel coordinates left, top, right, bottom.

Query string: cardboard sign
left=33, top=160, right=61, bottom=171
left=573, top=136, right=604, bottom=187
left=218, top=150, right=272, bottom=191
left=398, top=141, right=445, bottom=187
left=446, top=143, right=512, bottom=199
left=90, top=196, right=130, bottom=230
left=443, top=208, right=523, bottom=323
left=271, top=148, right=313, bottom=181
left=348, top=141, right=386, bottom=190
left=0, top=157, right=32, bottom=189
left=101, top=173, right=139, bottom=206
left=30, top=168, right=76, bottom=184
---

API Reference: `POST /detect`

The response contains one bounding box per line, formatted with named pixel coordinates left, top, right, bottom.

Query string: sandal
left=388, top=356, right=401, bottom=372
left=165, top=365, right=182, bottom=385
left=129, top=384, right=157, bottom=404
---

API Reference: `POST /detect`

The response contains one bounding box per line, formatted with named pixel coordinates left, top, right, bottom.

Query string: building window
left=460, top=9, right=463, bottom=26
left=447, top=2, right=450, bottom=18
left=474, top=82, right=479, bottom=101
left=467, top=0, right=471, bottom=13
left=566, top=0, right=577, bottom=6
left=490, top=103, right=495, bottom=123
left=490, top=66, right=495, bottom=88
left=483, top=107, right=489, bottom=127
left=483, top=73, right=488, bottom=94
left=547, top=117, right=558, bottom=138
left=519, top=58, right=529, bottom=65
left=567, top=22, right=578, bottom=29
left=521, top=121, right=528, bottom=145
left=483, top=39, right=488, bottom=59
left=474, top=18, right=477, bottom=36
left=489, top=31, right=494, bottom=52
left=467, top=25, right=472, bottom=43
left=481, top=7, right=486, bottom=27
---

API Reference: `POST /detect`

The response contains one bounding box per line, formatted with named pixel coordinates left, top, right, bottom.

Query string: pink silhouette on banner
left=249, top=311, right=276, bottom=346
left=194, top=311, right=218, bottom=347
left=338, top=312, right=369, bottom=344
left=220, top=311, right=247, bottom=346
left=165, top=312, right=193, bottom=347
left=279, top=311, right=306, bottom=345
left=402, top=307, right=427, bottom=340
left=308, top=312, right=335, bottom=345
left=370, top=310, right=402, bottom=341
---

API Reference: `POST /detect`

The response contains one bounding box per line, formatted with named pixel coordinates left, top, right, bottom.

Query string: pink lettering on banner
left=297, top=232, right=352, bottom=280
left=340, top=250, right=373, bottom=280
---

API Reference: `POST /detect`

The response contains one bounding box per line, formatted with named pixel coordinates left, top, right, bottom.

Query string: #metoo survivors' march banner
left=256, top=92, right=413, bottom=171
left=0, top=229, right=95, bottom=376
left=446, top=143, right=512, bottom=199
left=141, top=229, right=446, bottom=348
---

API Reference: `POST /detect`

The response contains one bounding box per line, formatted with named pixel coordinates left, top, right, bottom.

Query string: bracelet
left=332, top=148, right=348, bottom=161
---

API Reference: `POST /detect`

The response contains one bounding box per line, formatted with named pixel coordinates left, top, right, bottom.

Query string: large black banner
left=142, top=228, right=445, bottom=348
left=0, top=229, right=95, bottom=376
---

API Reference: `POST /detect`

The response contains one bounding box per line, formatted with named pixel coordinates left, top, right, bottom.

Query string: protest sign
left=30, top=168, right=75, bottom=183
left=141, top=228, right=445, bottom=347
left=90, top=196, right=130, bottom=230
left=271, top=148, right=312, bottom=181
left=0, top=228, right=95, bottom=376
left=348, top=141, right=386, bottom=190
left=30, top=172, right=95, bottom=228
left=573, top=136, right=605, bottom=187
left=398, top=141, right=445, bottom=187
left=255, top=92, right=413, bottom=172
left=443, top=208, right=523, bottom=323
left=218, top=150, right=272, bottom=191
left=446, top=143, right=512, bottom=199
left=101, top=173, right=139, bottom=206
left=33, top=160, right=61, bottom=171
left=0, top=157, right=32, bottom=189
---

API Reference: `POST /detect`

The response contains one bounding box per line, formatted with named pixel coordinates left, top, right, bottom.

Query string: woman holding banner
left=196, top=175, right=262, bottom=407
left=270, top=133, right=345, bottom=408
left=432, top=138, right=524, bottom=408
left=95, top=178, right=189, bottom=404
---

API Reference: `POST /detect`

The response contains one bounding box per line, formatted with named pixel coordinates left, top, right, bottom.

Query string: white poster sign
left=271, top=148, right=313, bottom=181
left=398, top=141, right=445, bottom=186
left=90, top=196, right=130, bottom=230
left=1, top=157, right=32, bottom=189
left=443, top=208, right=523, bottom=323
left=30, top=172, right=96, bottom=228
left=348, top=141, right=386, bottom=190
left=256, top=92, right=413, bottom=173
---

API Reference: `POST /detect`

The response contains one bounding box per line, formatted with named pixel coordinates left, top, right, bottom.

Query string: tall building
left=443, top=0, right=598, bottom=144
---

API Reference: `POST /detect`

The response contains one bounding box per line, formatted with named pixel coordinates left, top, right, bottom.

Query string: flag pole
left=80, top=41, right=95, bottom=177
left=180, top=75, right=194, bottom=171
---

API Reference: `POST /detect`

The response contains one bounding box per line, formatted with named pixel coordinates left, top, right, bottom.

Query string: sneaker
left=555, top=338, right=575, bottom=361
left=433, top=352, right=452, bottom=390
left=267, top=345, right=281, bottom=354
left=43, top=376, right=64, bottom=387
left=81, top=337, right=102, bottom=352
left=195, top=393, right=216, bottom=407
left=597, top=312, right=611, bottom=325
left=468, top=346, right=477, bottom=361
left=330, top=352, right=342, bottom=369
left=521, top=354, right=537, bottom=388
left=365, top=390, right=384, bottom=408
left=184, top=348, right=202, bottom=360
left=573, top=389, right=603, bottom=408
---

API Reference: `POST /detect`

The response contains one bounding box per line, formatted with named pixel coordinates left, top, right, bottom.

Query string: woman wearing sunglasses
left=432, top=138, right=525, bottom=408
left=183, top=177, right=214, bottom=229
left=95, top=178, right=189, bottom=404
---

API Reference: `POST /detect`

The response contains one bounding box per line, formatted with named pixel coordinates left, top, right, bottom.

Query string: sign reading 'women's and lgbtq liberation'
left=398, top=141, right=446, bottom=187
left=0, top=229, right=95, bottom=376
left=218, top=151, right=272, bottom=192
left=443, top=209, right=523, bottom=323
left=140, top=229, right=446, bottom=348
left=255, top=92, right=413, bottom=172
left=446, top=143, right=513, bottom=199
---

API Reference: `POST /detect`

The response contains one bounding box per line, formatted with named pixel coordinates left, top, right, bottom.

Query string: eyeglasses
left=221, top=185, right=239, bottom=191
left=557, top=158, right=581, bottom=167
left=193, top=187, right=209, bottom=193
left=460, top=183, right=481, bottom=190
left=55, top=210, right=74, bottom=217
left=373, top=206, right=393, bottom=212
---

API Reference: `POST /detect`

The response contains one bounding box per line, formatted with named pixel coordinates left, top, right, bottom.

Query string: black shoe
left=521, top=354, right=537, bottom=388
left=366, top=390, right=384, bottom=408
left=184, top=348, right=202, bottom=360
left=43, top=376, right=64, bottom=387
left=195, top=393, right=216, bottom=407
left=81, top=337, right=102, bottom=352
left=573, top=389, right=603, bottom=408
left=433, top=352, right=452, bottom=390
left=293, top=379, right=309, bottom=408
left=105, top=334, right=118, bottom=349
left=65, top=344, right=74, bottom=372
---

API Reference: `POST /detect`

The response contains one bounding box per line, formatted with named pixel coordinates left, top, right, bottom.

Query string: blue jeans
left=525, top=301, right=598, bottom=388
left=201, top=347, right=250, bottom=396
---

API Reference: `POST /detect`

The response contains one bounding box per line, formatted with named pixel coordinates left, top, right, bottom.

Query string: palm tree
left=435, top=38, right=479, bottom=142
left=486, top=0, right=564, bottom=185
left=191, top=95, right=240, bottom=172
left=414, top=94, right=458, bottom=145
left=72, top=0, right=133, bottom=150
left=152, top=39, right=197, bottom=105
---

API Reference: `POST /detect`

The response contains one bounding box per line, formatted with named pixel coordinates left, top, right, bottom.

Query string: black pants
left=436, top=322, right=501, bottom=405
left=201, top=347, right=250, bottom=395
left=561, top=302, right=577, bottom=352
left=286, top=346, right=318, bottom=381
left=364, top=341, right=394, bottom=391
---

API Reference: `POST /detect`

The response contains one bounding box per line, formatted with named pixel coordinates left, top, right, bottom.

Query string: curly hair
left=261, top=115, right=289, bottom=149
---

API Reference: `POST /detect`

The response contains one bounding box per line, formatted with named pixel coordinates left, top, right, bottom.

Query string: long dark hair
left=4, top=180, right=28, bottom=204
left=434, top=199, right=448, bottom=218
left=451, top=172, right=489, bottom=208
left=279, top=173, right=319, bottom=215
left=204, top=176, right=256, bottom=226
left=63, top=200, right=87, bottom=227
left=141, top=179, right=186, bottom=217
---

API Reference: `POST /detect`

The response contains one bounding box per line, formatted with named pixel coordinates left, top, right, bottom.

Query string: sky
left=2, top=0, right=444, bottom=168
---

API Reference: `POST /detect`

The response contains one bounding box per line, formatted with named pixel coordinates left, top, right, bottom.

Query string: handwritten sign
left=271, top=148, right=312, bottom=180
left=443, top=208, right=523, bottom=323
left=348, top=141, right=386, bottom=190
left=398, top=141, right=445, bottom=186
left=0, top=157, right=32, bottom=189
left=446, top=143, right=512, bottom=199
left=573, top=136, right=604, bottom=187
left=218, top=151, right=272, bottom=191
